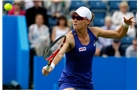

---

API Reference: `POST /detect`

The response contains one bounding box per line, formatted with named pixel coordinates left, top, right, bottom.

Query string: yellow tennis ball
left=4, top=3, right=12, bottom=11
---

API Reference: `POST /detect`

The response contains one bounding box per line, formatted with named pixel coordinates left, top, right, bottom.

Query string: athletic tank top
left=58, top=28, right=97, bottom=87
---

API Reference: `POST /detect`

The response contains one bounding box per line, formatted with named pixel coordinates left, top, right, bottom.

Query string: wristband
left=123, top=22, right=129, bottom=28
left=50, top=63, right=55, bottom=70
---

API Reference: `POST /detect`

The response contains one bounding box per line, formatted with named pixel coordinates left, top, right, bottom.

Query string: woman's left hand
left=123, top=16, right=136, bottom=28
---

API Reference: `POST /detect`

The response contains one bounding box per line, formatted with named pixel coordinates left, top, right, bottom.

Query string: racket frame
left=43, top=35, right=66, bottom=71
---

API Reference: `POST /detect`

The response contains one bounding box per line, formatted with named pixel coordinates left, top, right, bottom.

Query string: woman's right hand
left=42, top=65, right=53, bottom=76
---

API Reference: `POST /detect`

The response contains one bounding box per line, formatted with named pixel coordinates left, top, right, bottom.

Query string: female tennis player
left=42, top=6, right=135, bottom=90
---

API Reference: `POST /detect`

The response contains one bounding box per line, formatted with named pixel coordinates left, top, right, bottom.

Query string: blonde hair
left=119, top=1, right=129, bottom=9
left=105, top=16, right=112, bottom=22
left=88, top=13, right=95, bottom=26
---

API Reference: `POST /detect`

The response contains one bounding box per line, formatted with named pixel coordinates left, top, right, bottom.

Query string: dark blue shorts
left=58, top=82, right=94, bottom=90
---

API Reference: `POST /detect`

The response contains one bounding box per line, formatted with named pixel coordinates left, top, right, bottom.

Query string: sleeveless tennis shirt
left=58, top=28, right=97, bottom=89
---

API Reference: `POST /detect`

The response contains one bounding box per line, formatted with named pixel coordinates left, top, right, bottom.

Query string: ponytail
left=88, top=13, right=95, bottom=26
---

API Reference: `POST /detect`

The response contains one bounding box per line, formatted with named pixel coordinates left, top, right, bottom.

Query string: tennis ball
left=4, top=3, right=12, bottom=11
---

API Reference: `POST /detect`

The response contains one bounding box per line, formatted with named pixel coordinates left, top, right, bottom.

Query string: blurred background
left=2, top=0, right=137, bottom=90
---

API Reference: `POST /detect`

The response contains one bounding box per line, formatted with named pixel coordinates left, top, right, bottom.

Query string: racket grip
left=46, top=65, right=50, bottom=71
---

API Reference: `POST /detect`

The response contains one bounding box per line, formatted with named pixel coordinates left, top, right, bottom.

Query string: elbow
left=118, top=35, right=124, bottom=39
left=114, top=34, right=122, bottom=39
left=58, top=52, right=64, bottom=59
left=115, top=32, right=124, bottom=39
left=118, top=33, right=126, bottom=39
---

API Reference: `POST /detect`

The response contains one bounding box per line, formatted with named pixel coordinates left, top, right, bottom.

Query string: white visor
left=70, top=6, right=92, bottom=20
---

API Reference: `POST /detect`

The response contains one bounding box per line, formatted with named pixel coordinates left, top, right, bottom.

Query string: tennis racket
left=43, top=35, right=66, bottom=71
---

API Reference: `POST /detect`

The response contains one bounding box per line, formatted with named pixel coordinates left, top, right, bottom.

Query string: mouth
left=73, top=24, right=77, bottom=26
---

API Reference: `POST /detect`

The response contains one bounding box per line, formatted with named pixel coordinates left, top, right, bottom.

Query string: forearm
left=52, top=52, right=64, bottom=66
left=115, top=23, right=129, bottom=38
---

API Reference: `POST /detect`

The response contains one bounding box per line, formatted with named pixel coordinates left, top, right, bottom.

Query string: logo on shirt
left=79, top=47, right=86, bottom=52
left=93, top=40, right=96, bottom=46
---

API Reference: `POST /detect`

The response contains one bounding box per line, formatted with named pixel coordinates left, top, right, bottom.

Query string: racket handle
left=46, top=62, right=55, bottom=72
left=46, top=65, right=50, bottom=71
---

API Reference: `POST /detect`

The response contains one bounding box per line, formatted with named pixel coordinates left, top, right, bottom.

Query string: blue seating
left=48, top=17, right=57, bottom=35
left=89, top=1, right=107, bottom=12
left=93, top=17, right=104, bottom=27
left=128, top=1, right=137, bottom=13
left=109, top=1, right=121, bottom=13
left=69, top=1, right=86, bottom=11
left=93, top=12, right=106, bottom=18
left=121, top=36, right=134, bottom=44
left=48, top=17, right=57, bottom=26
left=121, top=36, right=134, bottom=50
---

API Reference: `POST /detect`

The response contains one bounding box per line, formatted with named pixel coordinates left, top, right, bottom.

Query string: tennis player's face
left=72, top=13, right=88, bottom=30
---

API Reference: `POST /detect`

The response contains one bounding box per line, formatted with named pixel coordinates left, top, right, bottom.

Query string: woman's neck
left=76, top=28, right=88, bottom=38
left=58, top=25, right=66, bottom=29
left=14, top=9, right=20, bottom=15
left=37, top=24, right=42, bottom=28
left=122, top=11, right=127, bottom=14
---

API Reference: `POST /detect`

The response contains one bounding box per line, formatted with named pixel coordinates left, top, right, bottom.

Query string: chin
left=73, top=26, right=79, bottom=30
left=73, top=27, right=76, bottom=30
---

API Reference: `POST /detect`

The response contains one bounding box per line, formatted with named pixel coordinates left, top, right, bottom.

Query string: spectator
left=26, top=0, right=48, bottom=28
left=112, top=1, right=136, bottom=38
left=98, top=16, right=116, bottom=50
left=125, top=38, right=137, bottom=57
left=135, top=13, right=137, bottom=24
left=135, top=13, right=137, bottom=36
left=24, top=0, right=34, bottom=10
left=47, top=0, right=65, bottom=18
left=28, top=13, right=50, bottom=88
left=51, top=16, right=70, bottom=52
left=102, top=39, right=125, bottom=57
left=8, top=0, right=25, bottom=16
left=94, top=42, right=101, bottom=56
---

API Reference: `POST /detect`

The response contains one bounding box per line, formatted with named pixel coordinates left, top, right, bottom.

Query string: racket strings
left=46, top=37, right=66, bottom=62
left=44, top=35, right=66, bottom=67
left=58, top=36, right=66, bottom=50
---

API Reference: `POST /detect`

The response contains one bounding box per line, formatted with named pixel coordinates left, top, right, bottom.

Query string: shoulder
left=127, top=12, right=135, bottom=17
left=29, top=24, right=35, bottom=30
left=26, top=7, right=34, bottom=11
left=89, top=27, right=103, bottom=37
left=112, top=11, right=120, bottom=15
left=52, top=26, right=58, bottom=31
left=126, top=45, right=133, bottom=51
left=65, top=31, right=74, bottom=43
left=66, top=31, right=74, bottom=39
